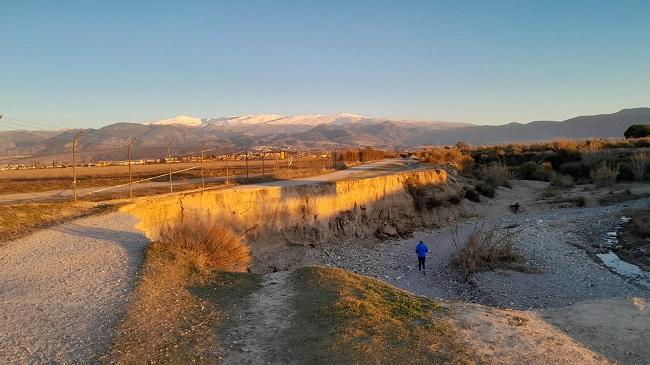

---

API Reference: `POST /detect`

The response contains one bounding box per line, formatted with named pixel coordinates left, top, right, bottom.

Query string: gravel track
left=0, top=212, right=148, bottom=364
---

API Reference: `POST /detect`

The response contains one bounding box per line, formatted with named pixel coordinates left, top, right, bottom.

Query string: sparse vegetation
left=550, top=174, right=574, bottom=188
left=474, top=181, right=495, bottom=198
left=590, top=162, right=620, bottom=187
left=0, top=202, right=117, bottom=243
left=598, top=189, right=649, bottom=205
left=478, top=161, right=512, bottom=187
left=416, top=147, right=475, bottom=173
left=105, top=216, right=251, bottom=364
left=631, top=210, right=650, bottom=238
left=285, top=266, right=469, bottom=365
left=453, top=225, right=528, bottom=280
left=630, top=152, right=650, bottom=181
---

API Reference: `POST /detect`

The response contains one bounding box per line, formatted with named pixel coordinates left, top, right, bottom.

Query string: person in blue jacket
left=415, top=240, right=428, bottom=274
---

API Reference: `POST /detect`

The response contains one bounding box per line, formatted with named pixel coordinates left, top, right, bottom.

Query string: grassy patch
left=598, top=189, right=650, bottom=205
left=104, top=217, right=252, bottom=364
left=0, top=202, right=116, bottom=243
left=284, top=266, right=470, bottom=365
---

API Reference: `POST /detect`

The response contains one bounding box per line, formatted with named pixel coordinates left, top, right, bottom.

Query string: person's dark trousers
left=418, top=256, right=426, bottom=271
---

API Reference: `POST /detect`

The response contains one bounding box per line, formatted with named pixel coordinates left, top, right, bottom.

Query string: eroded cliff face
left=121, top=169, right=461, bottom=246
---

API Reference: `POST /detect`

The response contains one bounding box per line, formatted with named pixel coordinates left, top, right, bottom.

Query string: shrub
left=452, top=225, right=527, bottom=280
left=632, top=211, right=650, bottom=237
left=617, top=163, right=635, bottom=182
left=590, top=162, right=619, bottom=187
left=630, top=152, right=650, bottom=181
left=550, top=174, right=574, bottom=188
left=464, top=188, right=481, bottom=202
left=517, top=161, right=555, bottom=181
left=624, top=124, right=650, bottom=139
left=475, top=181, right=495, bottom=198
left=447, top=195, right=461, bottom=205
left=478, top=161, right=512, bottom=187
left=158, top=218, right=251, bottom=273
left=418, top=147, right=474, bottom=173
left=559, top=161, right=591, bottom=179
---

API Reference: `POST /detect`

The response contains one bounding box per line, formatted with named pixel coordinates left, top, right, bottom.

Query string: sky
left=1, top=0, right=649, bottom=129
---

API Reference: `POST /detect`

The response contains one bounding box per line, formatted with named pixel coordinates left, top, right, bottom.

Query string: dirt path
left=221, top=271, right=296, bottom=364
left=0, top=212, right=148, bottom=364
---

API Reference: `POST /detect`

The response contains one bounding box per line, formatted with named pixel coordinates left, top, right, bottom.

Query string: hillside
left=1, top=108, right=649, bottom=162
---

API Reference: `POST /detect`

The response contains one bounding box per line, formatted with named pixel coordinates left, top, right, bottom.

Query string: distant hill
left=1, top=108, right=649, bottom=162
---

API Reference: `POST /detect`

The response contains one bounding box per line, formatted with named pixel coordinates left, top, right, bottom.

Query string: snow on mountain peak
left=150, top=115, right=202, bottom=126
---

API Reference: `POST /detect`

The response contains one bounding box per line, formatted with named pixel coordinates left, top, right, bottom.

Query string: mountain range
left=1, top=108, right=649, bottom=162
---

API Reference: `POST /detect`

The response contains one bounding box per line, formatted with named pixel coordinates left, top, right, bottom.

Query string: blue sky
left=1, top=0, right=649, bottom=129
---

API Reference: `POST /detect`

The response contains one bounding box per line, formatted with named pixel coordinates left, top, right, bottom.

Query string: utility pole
left=225, top=153, right=230, bottom=185
left=262, top=151, right=265, bottom=175
left=128, top=138, right=136, bottom=199
left=200, top=141, right=206, bottom=189
left=167, top=141, right=174, bottom=193
left=245, top=148, right=249, bottom=179
left=71, top=131, right=83, bottom=202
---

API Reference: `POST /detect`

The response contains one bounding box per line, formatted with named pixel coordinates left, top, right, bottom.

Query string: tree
left=624, top=124, right=650, bottom=139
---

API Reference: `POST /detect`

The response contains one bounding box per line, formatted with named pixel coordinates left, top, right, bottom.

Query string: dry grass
left=286, top=266, right=470, bottom=365
left=478, top=161, right=513, bottom=187
left=0, top=202, right=116, bottom=243
left=590, top=162, right=619, bottom=187
left=631, top=210, right=650, bottom=238
left=158, top=218, right=251, bottom=272
left=598, top=189, right=650, bottom=205
left=418, top=147, right=475, bottom=173
left=104, top=216, right=251, bottom=364
left=453, top=225, right=528, bottom=280
left=630, top=152, right=650, bottom=181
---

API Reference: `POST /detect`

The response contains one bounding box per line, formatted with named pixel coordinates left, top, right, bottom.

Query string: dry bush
left=552, top=139, right=579, bottom=152
left=631, top=211, right=650, bottom=238
left=630, top=152, right=650, bottom=181
left=590, top=162, right=619, bottom=187
left=550, top=174, right=574, bottom=188
left=478, top=161, right=513, bottom=187
left=581, top=145, right=609, bottom=167
left=105, top=217, right=252, bottom=363
left=158, top=218, right=251, bottom=273
left=418, top=147, right=474, bottom=173
left=453, top=225, right=527, bottom=280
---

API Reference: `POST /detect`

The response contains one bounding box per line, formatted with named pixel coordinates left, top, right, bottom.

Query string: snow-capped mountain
left=149, top=115, right=202, bottom=127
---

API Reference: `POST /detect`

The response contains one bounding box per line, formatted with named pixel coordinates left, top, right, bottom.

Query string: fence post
left=200, top=142, right=206, bottom=189
left=71, top=131, right=83, bottom=202
left=245, top=148, right=249, bottom=179
left=167, top=141, right=173, bottom=193
left=225, top=153, right=229, bottom=185
left=262, top=151, right=265, bottom=175
left=128, top=138, right=136, bottom=199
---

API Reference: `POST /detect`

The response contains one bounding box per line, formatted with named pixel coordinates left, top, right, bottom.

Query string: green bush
left=624, top=124, right=650, bottom=139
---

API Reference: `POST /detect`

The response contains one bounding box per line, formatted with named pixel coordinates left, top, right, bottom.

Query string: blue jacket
left=415, top=242, right=428, bottom=258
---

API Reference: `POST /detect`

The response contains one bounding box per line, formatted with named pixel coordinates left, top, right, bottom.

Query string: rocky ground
left=252, top=180, right=650, bottom=364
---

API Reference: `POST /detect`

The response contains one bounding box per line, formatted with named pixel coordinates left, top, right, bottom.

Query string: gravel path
left=0, top=212, right=148, bottom=364
left=221, top=271, right=295, bottom=364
